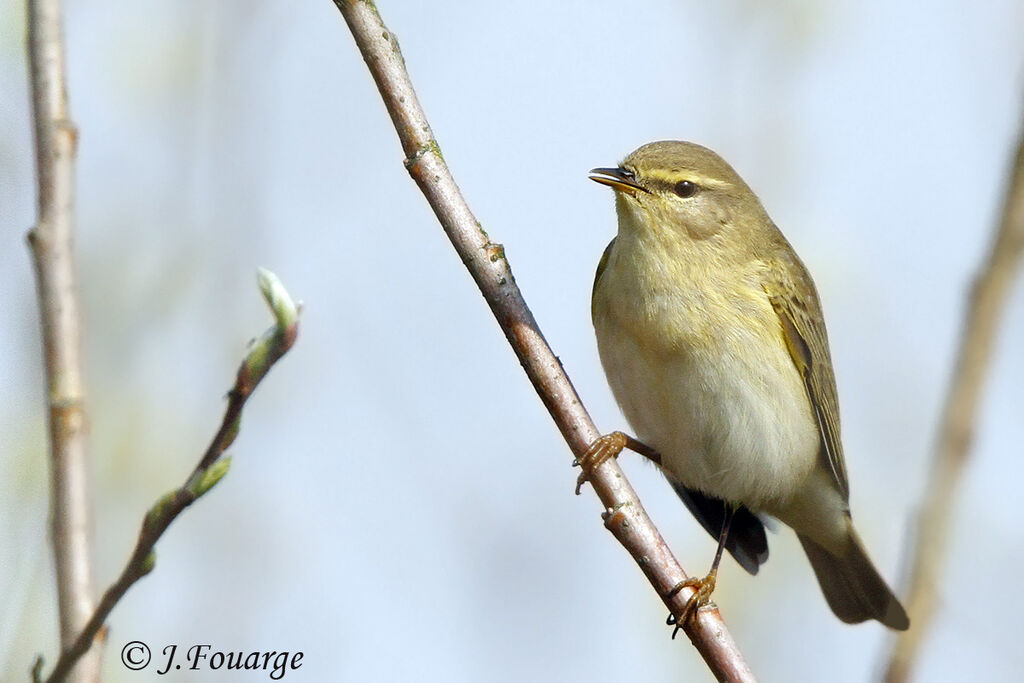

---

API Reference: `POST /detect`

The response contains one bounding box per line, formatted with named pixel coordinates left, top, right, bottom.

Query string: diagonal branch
left=25, top=0, right=101, bottom=680
left=330, top=2, right=754, bottom=680
left=35, top=270, right=300, bottom=683
left=882, top=120, right=1024, bottom=682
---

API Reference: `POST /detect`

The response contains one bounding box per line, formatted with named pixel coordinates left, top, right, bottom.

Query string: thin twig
left=35, top=270, right=300, bottom=683
left=25, top=0, right=102, bottom=680
left=882, top=122, right=1024, bottom=682
left=330, top=2, right=754, bottom=679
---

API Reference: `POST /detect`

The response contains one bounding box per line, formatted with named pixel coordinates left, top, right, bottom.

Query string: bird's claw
left=574, top=432, right=628, bottom=494
left=665, top=572, right=718, bottom=639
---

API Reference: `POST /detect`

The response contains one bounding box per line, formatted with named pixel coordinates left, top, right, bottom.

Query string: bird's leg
left=665, top=505, right=735, bottom=637
left=574, top=431, right=661, bottom=494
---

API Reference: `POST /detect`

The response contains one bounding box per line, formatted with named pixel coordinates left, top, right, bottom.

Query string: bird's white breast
left=593, top=235, right=820, bottom=511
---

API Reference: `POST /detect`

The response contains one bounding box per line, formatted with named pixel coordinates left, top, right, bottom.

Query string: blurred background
left=2, top=0, right=1023, bottom=680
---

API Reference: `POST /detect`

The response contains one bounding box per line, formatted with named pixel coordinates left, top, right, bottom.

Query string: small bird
left=582, top=141, right=909, bottom=630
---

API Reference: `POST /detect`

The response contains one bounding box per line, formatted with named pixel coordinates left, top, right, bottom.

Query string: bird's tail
left=798, top=529, right=909, bottom=630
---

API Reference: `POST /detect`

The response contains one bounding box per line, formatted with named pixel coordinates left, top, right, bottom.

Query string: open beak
left=589, top=167, right=646, bottom=196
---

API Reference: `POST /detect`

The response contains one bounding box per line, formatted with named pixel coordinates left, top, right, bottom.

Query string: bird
left=581, top=140, right=909, bottom=630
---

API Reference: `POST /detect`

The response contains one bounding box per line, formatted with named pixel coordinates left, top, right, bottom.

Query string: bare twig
left=330, top=2, right=754, bottom=679
left=25, top=0, right=101, bottom=680
left=883, top=123, right=1024, bottom=682
left=35, top=270, right=300, bottom=683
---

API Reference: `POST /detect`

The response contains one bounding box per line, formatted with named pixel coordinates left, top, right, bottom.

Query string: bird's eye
left=673, top=180, right=698, bottom=198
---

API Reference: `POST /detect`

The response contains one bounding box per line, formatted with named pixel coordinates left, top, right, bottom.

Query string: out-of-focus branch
left=35, top=270, right=300, bottom=683
left=883, top=124, right=1024, bottom=682
left=25, top=0, right=101, bottom=680
left=330, top=2, right=754, bottom=680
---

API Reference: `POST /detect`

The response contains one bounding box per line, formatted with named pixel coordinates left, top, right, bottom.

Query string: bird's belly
left=596, top=319, right=820, bottom=510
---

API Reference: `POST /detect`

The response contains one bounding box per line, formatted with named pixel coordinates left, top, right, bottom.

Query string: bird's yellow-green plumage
left=590, top=141, right=908, bottom=630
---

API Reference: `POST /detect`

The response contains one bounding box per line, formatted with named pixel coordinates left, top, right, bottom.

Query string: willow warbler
left=584, top=141, right=909, bottom=630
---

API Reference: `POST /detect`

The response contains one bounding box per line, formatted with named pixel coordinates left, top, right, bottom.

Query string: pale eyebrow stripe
left=646, top=170, right=732, bottom=191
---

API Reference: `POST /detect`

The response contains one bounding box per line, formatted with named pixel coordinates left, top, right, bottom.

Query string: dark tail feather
left=669, top=481, right=769, bottom=575
left=798, top=531, right=909, bottom=630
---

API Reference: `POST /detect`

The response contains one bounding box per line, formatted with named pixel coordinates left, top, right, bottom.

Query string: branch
left=25, top=0, right=101, bottom=680
left=330, top=2, right=754, bottom=679
left=882, top=121, right=1024, bottom=682
left=35, top=270, right=300, bottom=683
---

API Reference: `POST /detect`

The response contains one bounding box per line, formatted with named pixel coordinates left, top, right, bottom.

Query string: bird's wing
left=668, top=478, right=769, bottom=575
left=763, top=249, right=849, bottom=500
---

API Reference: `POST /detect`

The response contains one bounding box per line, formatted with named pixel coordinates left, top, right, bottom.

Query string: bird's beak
left=589, top=167, right=646, bottom=196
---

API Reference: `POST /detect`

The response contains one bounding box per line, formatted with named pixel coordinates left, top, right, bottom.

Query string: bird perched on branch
left=582, top=141, right=908, bottom=630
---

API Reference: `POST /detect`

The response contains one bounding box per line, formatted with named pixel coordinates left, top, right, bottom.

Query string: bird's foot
left=574, top=432, right=628, bottom=494
left=664, top=571, right=718, bottom=639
